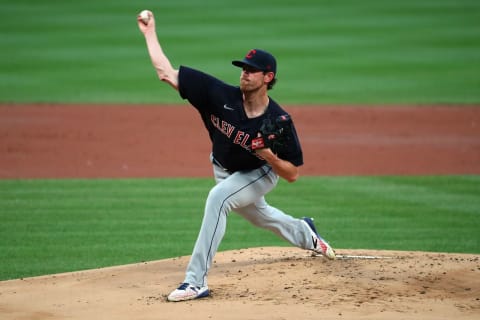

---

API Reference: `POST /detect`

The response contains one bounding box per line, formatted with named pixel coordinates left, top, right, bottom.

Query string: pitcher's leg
left=184, top=186, right=228, bottom=287
left=185, top=165, right=277, bottom=287
left=235, top=199, right=313, bottom=249
left=235, top=201, right=336, bottom=258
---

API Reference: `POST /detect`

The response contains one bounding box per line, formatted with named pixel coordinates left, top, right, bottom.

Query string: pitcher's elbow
left=286, top=172, right=299, bottom=183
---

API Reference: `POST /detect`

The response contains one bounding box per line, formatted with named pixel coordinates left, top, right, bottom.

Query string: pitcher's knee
left=207, top=186, right=225, bottom=203
left=206, top=186, right=235, bottom=214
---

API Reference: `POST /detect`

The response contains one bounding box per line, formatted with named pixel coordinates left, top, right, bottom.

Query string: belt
left=212, top=156, right=233, bottom=174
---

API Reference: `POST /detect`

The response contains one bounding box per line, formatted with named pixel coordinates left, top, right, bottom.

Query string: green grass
left=1, top=0, right=478, bottom=286
left=1, top=0, right=479, bottom=104
left=1, top=176, right=479, bottom=280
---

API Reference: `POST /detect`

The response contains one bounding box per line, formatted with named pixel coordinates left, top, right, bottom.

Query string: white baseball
left=139, top=10, right=150, bottom=25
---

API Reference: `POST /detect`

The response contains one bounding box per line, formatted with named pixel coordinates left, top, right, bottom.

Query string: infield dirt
left=0, top=104, right=479, bottom=319
left=1, top=104, right=479, bottom=178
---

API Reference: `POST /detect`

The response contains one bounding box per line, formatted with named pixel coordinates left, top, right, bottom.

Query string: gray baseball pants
left=183, top=157, right=314, bottom=287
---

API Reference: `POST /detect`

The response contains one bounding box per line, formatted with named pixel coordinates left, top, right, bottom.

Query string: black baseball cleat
left=302, top=217, right=336, bottom=259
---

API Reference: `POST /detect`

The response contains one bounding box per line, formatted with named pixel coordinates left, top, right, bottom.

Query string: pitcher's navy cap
left=232, top=49, right=276, bottom=74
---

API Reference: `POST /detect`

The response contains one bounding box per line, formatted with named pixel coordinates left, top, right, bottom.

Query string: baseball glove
left=251, top=115, right=292, bottom=152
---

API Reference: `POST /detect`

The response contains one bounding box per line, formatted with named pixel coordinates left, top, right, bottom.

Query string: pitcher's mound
left=1, top=247, right=479, bottom=320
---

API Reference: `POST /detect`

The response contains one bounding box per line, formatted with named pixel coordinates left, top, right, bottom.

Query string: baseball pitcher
left=137, top=10, right=336, bottom=302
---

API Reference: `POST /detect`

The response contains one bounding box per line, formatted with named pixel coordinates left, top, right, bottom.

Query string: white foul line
left=309, top=253, right=395, bottom=260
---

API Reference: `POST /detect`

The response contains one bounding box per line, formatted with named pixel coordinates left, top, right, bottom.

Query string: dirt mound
left=1, top=247, right=479, bottom=319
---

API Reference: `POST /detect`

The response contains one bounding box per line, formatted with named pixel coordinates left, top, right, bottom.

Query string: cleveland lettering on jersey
left=211, top=114, right=252, bottom=152
left=210, top=114, right=235, bottom=138
left=233, top=130, right=251, bottom=151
